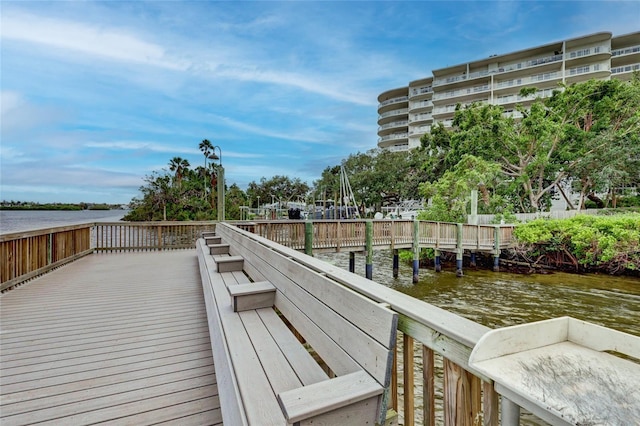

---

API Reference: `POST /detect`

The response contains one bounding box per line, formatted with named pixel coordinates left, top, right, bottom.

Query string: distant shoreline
left=1, top=203, right=123, bottom=211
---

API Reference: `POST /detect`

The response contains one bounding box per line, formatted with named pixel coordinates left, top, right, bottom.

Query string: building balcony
left=565, top=44, right=610, bottom=62
left=378, top=120, right=409, bottom=133
left=379, top=95, right=409, bottom=108
left=565, top=63, right=610, bottom=83
left=612, top=44, right=640, bottom=57
left=433, top=53, right=564, bottom=88
left=409, top=100, right=433, bottom=112
left=611, top=63, right=640, bottom=80
left=410, top=112, right=433, bottom=124
left=378, top=133, right=409, bottom=144
left=611, top=45, right=640, bottom=68
left=495, top=87, right=555, bottom=106
left=409, top=125, right=431, bottom=137
left=432, top=105, right=458, bottom=117
left=494, top=71, right=562, bottom=94
left=409, top=85, right=433, bottom=100
left=412, top=113, right=434, bottom=123
left=378, top=108, right=408, bottom=125
left=432, top=83, right=491, bottom=104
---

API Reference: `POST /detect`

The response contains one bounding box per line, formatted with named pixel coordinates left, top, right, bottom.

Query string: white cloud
left=84, top=141, right=198, bottom=155
left=209, top=114, right=334, bottom=144
left=0, top=91, right=68, bottom=138
left=1, top=10, right=188, bottom=70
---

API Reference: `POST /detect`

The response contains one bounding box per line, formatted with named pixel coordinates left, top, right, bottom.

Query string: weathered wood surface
left=470, top=317, right=640, bottom=426
left=201, top=223, right=399, bottom=425
left=0, top=250, right=222, bottom=426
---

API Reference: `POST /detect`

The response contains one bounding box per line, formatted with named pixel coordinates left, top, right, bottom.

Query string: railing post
left=456, top=223, right=464, bottom=277
left=444, top=359, right=474, bottom=426
left=483, top=381, right=499, bottom=426
left=403, top=334, right=415, bottom=426
left=423, top=346, right=435, bottom=426
left=391, top=342, right=398, bottom=412
left=304, top=221, right=313, bottom=256
left=365, top=220, right=373, bottom=280
left=412, top=220, right=419, bottom=283
left=47, top=232, right=53, bottom=266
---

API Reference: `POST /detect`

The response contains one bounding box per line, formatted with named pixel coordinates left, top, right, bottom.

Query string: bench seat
left=197, top=224, right=397, bottom=425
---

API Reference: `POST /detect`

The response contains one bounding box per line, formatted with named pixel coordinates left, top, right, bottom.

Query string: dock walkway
left=0, top=250, right=222, bottom=425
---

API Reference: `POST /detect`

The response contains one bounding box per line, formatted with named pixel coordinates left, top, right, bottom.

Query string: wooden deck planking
left=0, top=250, right=222, bottom=426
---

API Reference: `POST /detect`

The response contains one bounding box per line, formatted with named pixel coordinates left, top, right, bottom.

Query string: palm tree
left=199, top=139, right=214, bottom=199
left=168, top=157, right=190, bottom=188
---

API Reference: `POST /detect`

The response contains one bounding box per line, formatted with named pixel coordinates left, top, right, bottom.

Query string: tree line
left=125, top=77, right=640, bottom=222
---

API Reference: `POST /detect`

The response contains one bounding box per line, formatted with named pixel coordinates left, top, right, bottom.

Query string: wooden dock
left=2, top=221, right=638, bottom=426
left=0, top=250, right=222, bottom=426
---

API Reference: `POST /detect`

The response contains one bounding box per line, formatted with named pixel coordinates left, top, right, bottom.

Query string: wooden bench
left=197, top=223, right=398, bottom=425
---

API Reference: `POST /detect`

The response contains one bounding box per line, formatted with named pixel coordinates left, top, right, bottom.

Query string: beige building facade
left=377, top=31, right=640, bottom=151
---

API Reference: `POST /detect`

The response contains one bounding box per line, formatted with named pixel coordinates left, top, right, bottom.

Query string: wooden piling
left=493, top=225, right=501, bottom=272
left=456, top=223, right=464, bottom=277
left=393, top=249, right=399, bottom=278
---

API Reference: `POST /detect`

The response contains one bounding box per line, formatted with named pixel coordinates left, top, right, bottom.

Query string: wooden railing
left=1, top=221, right=216, bottom=290
left=1, top=224, right=93, bottom=291
left=93, top=221, right=216, bottom=251
left=240, top=220, right=514, bottom=253
left=2, top=220, right=513, bottom=290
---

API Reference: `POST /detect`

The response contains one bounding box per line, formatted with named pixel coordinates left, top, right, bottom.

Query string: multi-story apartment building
left=377, top=31, right=640, bottom=151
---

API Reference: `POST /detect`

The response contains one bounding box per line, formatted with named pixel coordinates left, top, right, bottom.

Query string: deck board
left=0, top=250, right=222, bottom=426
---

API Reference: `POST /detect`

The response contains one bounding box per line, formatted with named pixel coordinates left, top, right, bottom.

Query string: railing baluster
left=403, top=333, right=415, bottom=426
left=423, top=345, right=435, bottom=426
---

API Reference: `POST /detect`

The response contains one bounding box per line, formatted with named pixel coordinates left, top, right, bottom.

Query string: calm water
left=0, top=210, right=127, bottom=234
left=317, top=250, right=640, bottom=336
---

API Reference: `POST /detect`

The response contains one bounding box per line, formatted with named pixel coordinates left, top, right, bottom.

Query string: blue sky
left=1, top=1, right=639, bottom=204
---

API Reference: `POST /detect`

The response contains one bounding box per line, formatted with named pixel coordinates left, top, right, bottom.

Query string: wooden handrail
left=1, top=221, right=217, bottom=289
left=1, top=224, right=93, bottom=291
left=243, top=220, right=514, bottom=254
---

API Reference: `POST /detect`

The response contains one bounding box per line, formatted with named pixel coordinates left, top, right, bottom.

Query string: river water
left=0, top=210, right=127, bottom=234
left=317, top=250, right=640, bottom=336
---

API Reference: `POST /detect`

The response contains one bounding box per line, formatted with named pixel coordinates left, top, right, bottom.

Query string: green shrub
left=514, top=213, right=640, bottom=272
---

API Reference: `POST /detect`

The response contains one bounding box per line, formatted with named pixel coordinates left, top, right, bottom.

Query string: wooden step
left=213, top=255, right=244, bottom=273
left=209, top=244, right=230, bottom=255
left=204, top=236, right=222, bottom=245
